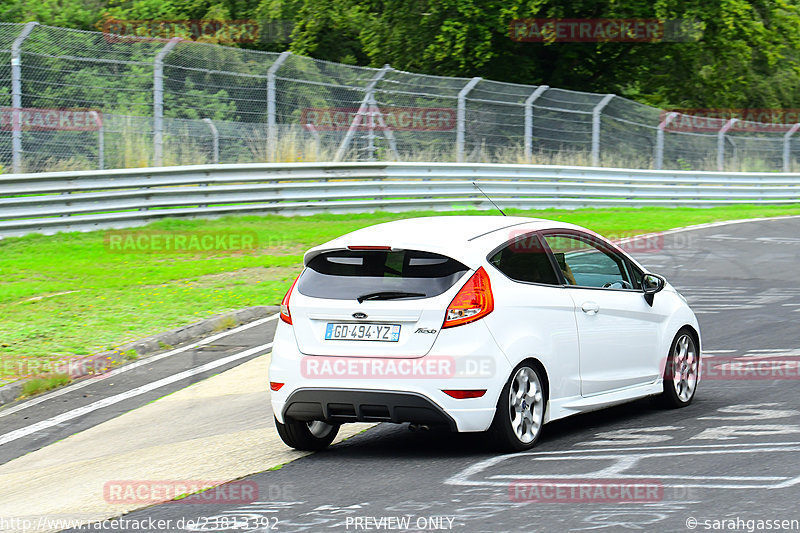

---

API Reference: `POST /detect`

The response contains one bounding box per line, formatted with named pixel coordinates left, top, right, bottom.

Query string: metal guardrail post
left=203, top=118, right=219, bottom=164
left=655, top=112, right=678, bottom=170
left=153, top=37, right=181, bottom=167
left=591, top=94, right=614, bottom=166
left=88, top=111, right=104, bottom=170
left=524, top=85, right=549, bottom=160
left=456, top=77, right=481, bottom=163
left=783, top=124, right=800, bottom=172
left=334, top=65, right=392, bottom=162
left=717, top=118, right=739, bottom=171
left=10, top=22, right=38, bottom=174
left=267, top=51, right=291, bottom=161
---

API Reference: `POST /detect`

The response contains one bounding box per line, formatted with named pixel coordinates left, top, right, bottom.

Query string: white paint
left=0, top=313, right=278, bottom=418
left=446, top=442, right=800, bottom=490
left=0, top=342, right=273, bottom=446
left=578, top=426, right=683, bottom=446
left=698, top=403, right=799, bottom=421
left=690, top=424, right=800, bottom=441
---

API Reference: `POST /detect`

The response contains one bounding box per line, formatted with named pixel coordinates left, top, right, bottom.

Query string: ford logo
left=352, top=312, right=368, bottom=319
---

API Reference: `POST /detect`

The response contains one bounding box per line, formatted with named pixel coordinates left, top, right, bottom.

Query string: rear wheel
left=658, top=330, right=699, bottom=408
left=488, top=363, right=547, bottom=452
left=274, top=417, right=339, bottom=451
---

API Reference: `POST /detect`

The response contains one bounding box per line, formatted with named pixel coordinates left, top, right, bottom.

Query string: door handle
left=581, top=301, right=600, bottom=315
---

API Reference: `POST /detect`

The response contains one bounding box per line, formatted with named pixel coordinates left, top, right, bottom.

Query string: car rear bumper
left=269, top=321, right=506, bottom=432
left=282, top=388, right=459, bottom=430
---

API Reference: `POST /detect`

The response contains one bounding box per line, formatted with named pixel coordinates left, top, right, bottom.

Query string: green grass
left=1, top=204, right=799, bottom=384
left=20, top=373, right=72, bottom=397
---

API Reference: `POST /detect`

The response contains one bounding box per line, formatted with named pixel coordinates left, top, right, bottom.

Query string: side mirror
left=642, top=273, right=666, bottom=306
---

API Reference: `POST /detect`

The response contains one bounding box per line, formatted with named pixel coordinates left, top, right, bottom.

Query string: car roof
left=303, top=215, right=603, bottom=267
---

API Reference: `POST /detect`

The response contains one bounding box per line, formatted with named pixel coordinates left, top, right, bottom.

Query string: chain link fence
left=3, top=22, right=800, bottom=173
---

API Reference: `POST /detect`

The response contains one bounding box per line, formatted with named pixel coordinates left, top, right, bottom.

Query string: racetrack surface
left=7, top=217, right=800, bottom=533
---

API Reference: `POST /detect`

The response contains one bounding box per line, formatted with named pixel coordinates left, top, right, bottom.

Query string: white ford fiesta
left=269, top=216, right=700, bottom=451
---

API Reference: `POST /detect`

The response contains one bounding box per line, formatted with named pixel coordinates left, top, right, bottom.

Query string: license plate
left=325, top=323, right=401, bottom=342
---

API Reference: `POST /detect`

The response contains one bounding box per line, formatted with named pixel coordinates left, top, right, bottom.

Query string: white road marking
left=0, top=342, right=273, bottom=446
left=0, top=313, right=278, bottom=418
left=447, top=443, right=800, bottom=490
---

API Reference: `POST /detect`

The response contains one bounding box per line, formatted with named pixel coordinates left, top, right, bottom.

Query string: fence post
left=456, top=77, right=482, bottom=163
left=783, top=123, right=800, bottom=172
left=334, top=64, right=391, bottom=162
left=655, top=112, right=678, bottom=170
left=203, top=118, right=219, bottom=163
left=267, top=51, right=291, bottom=161
left=89, top=111, right=104, bottom=170
left=591, top=94, right=614, bottom=167
left=153, top=37, right=181, bottom=167
left=524, top=85, right=549, bottom=160
left=717, top=118, right=739, bottom=171
left=10, top=22, right=38, bottom=174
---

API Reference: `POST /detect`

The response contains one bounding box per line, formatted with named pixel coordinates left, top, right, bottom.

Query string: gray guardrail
left=2, top=162, right=800, bottom=237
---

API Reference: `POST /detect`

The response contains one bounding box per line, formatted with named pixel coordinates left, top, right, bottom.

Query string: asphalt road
left=0, top=314, right=278, bottom=465
left=42, top=217, right=800, bottom=532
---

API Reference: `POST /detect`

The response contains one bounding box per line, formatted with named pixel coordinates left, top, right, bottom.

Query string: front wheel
left=274, top=417, right=339, bottom=451
left=657, top=330, right=699, bottom=408
left=487, top=363, right=547, bottom=452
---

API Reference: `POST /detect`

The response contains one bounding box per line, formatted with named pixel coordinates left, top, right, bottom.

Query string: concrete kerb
left=0, top=305, right=279, bottom=407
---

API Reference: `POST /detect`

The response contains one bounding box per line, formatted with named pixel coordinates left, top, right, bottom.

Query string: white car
left=269, top=216, right=700, bottom=451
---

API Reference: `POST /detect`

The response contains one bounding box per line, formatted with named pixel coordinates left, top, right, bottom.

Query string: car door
left=485, top=232, right=582, bottom=400
left=541, top=231, right=665, bottom=397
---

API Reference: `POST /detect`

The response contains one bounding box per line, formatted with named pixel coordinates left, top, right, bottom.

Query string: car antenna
left=472, top=181, right=506, bottom=216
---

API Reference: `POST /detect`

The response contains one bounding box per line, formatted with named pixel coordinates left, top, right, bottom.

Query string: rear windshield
left=298, top=249, right=469, bottom=300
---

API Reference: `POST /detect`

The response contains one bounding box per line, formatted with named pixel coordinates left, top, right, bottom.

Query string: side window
left=489, top=233, right=560, bottom=285
left=543, top=233, right=633, bottom=289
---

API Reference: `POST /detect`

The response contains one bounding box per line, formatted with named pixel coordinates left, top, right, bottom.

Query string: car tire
left=657, top=329, right=699, bottom=408
left=274, top=416, right=339, bottom=451
left=487, top=362, right=547, bottom=452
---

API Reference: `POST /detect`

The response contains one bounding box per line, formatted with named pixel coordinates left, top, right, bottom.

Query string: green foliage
left=3, top=0, right=800, bottom=117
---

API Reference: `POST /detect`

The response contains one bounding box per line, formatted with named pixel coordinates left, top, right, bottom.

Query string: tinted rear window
left=298, top=249, right=469, bottom=300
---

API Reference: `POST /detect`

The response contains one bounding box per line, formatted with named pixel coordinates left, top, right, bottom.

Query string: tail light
left=270, top=382, right=284, bottom=391
left=279, top=275, right=300, bottom=325
left=442, top=267, right=494, bottom=328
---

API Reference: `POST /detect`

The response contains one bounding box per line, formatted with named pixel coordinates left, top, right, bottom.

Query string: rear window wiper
left=356, top=291, right=426, bottom=303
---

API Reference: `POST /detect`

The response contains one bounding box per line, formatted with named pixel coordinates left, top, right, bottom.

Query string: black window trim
left=538, top=229, right=646, bottom=293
